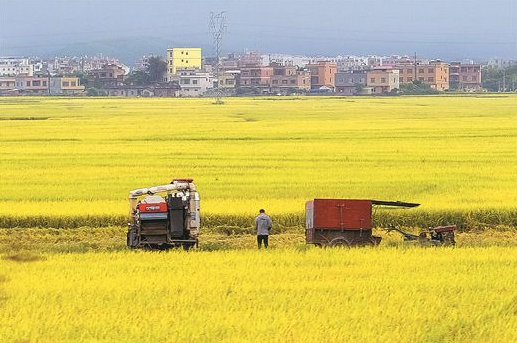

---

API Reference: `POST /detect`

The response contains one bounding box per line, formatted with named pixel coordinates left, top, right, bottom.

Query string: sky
left=1, top=0, right=516, bottom=63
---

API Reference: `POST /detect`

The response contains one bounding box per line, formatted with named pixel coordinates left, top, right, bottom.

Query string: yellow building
left=167, top=48, right=202, bottom=80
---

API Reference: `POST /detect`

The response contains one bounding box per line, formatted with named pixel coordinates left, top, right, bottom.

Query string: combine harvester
left=127, top=178, right=200, bottom=249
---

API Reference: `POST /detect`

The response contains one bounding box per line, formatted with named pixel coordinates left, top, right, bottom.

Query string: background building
left=366, top=68, right=399, bottom=94
left=50, top=77, right=85, bottom=95
left=239, top=65, right=273, bottom=93
left=397, top=60, right=449, bottom=91
left=170, top=68, right=213, bottom=97
left=307, top=61, right=337, bottom=90
left=166, top=47, right=202, bottom=80
left=449, top=62, right=482, bottom=91
left=270, top=63, right=310, bottom=94
left=0, top=57, right=33, bottom=76
left=335, top=70, right=367, bottom=95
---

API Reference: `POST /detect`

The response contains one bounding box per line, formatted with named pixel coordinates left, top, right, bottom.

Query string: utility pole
left=209, top=12, right=227, bottom=104
left=502, top=68, right=506, bottom=92
left=414, top=52, right=417, bottom=81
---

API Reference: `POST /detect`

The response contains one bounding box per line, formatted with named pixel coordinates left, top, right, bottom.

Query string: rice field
left=0, top=95, right=516, bottom=228
left=1, top=244, right=516, bottom=343
left=1, top=95, right=517, bottom=343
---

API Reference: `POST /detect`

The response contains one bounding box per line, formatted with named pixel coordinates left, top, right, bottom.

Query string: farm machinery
left=385, top=225, right=456, bottom=246
left=305, top=198, right=456, bottom=247
left=127, top=178, right=200, bottom=249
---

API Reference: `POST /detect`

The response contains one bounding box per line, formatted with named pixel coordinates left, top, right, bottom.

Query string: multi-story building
left=487, top=59, right=517, bottom=70
left=166, top=47, right=202, bottom=80
left=239, top=65, right=273, bottom=93
left=449, top=62, right=482, bottom=91
left=335, top=70, right=368, bottom=95
left=397, top=60, right=449, bottom=91
left=306, top=61, right=337, bottom=90
left=238, top=51, right=263, bottom=67
left=134, top=54, right=158, bottom=72
left=366, top=68, right=399, bottom=94
left=0, top=77, right=16, bottom=93
left=87, top=64, right=126, bottom=87
left=14, top=75, right=51, bottom=95
left=0, top=57, right=33, bottom=76
left=336, top=56, right=369, bottom=71
left=270, top=63, right=310, bottom=94
left=171, top=68, right=213, bottom=97
left=219, top=70, right=239, bottom=90
left=50, top=77, right=85, bottom=95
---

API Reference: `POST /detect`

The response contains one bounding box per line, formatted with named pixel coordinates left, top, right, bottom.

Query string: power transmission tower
left=209, top=12, right=227, bottom=104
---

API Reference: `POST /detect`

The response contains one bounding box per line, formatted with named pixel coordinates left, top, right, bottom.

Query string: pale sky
left=1, top=0, right=516, bottom=62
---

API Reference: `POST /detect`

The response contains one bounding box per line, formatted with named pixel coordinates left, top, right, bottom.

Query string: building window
left=71, top=81, right=76, bottom=86
left=407, top=69, right=412, bottom=73
left=26, top=81, right=30, bottom=86
left=193, top=80, right=198, bottom=84
left=399, top=69, right=403, bottom=74
left=463, top=76, right=468, bottom=81
left=33, top=80, right=40, bottom=86
left=42, top=81, right=47, bottom=86
left=282, top=80, right=288, bottom=85
left=370, top=78, right=375, bottom=83
left=419, top=68, right=424, bottom=73
left=63, top=81, right=69, bottom=87
left=272, top=80, right=278, bottom=84
left=381, top=77, right=386, bottom=83
left=428, top=77, right=434, bottom=82
left=399, top=77, right=403, bottom=82
left=471, top=75, right=477, bottom=81
left=290, top=80, right=295, bottom=85
left=428, top=68, right=433, bottom=73
left=419, top=77, right=424, bottom=81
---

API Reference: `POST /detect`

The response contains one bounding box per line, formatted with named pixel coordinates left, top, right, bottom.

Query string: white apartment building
left=0, top=57, right=33, bottom=76
left=170, top=69, right=213, bottom=97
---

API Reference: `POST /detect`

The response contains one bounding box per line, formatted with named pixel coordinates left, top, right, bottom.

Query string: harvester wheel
left=329, top=237, right=351, bottom=248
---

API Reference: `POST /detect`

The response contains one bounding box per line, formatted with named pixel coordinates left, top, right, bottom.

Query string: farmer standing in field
left=255, top=209, right=272, bottom=249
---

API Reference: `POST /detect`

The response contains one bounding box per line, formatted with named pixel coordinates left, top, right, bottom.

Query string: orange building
left=306, top=61, right=337, bottom=90
left=397, top=60, right=449, bottom=91
left=366, top=68, right=400, bottom=94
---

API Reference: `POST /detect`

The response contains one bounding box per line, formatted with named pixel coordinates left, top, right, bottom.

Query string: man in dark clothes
left=255, top=209, right=272, bottom=249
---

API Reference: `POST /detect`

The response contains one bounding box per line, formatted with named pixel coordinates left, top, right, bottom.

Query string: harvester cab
left=127, top=178, right=200, bottom=249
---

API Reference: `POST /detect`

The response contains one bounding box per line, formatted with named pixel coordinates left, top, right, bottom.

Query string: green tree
left=125, top=71, right=150, bottom=86
left=482, top=66, right=517, bottom=92
left=399, top=81, right=440, bottom=95
left=146, top=57, right=167, bottom=83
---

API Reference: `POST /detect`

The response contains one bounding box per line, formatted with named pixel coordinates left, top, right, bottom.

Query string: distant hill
left=2, top=36, right=214, bottom=65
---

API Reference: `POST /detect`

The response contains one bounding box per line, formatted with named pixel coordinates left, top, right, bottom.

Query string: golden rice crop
left=0, top=95, right=516, bottom=228
left=1, top=246, right=516, bottom=343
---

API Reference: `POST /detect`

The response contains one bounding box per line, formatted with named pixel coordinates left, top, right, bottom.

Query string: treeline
left=482, top=66, right=517, bottom=92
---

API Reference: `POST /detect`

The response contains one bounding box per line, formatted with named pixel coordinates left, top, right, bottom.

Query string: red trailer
left=305, top=199, right=419, bottom=247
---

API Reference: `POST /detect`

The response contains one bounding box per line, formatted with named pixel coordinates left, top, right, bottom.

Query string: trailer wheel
left=329, top=237, right=351, bottom=248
